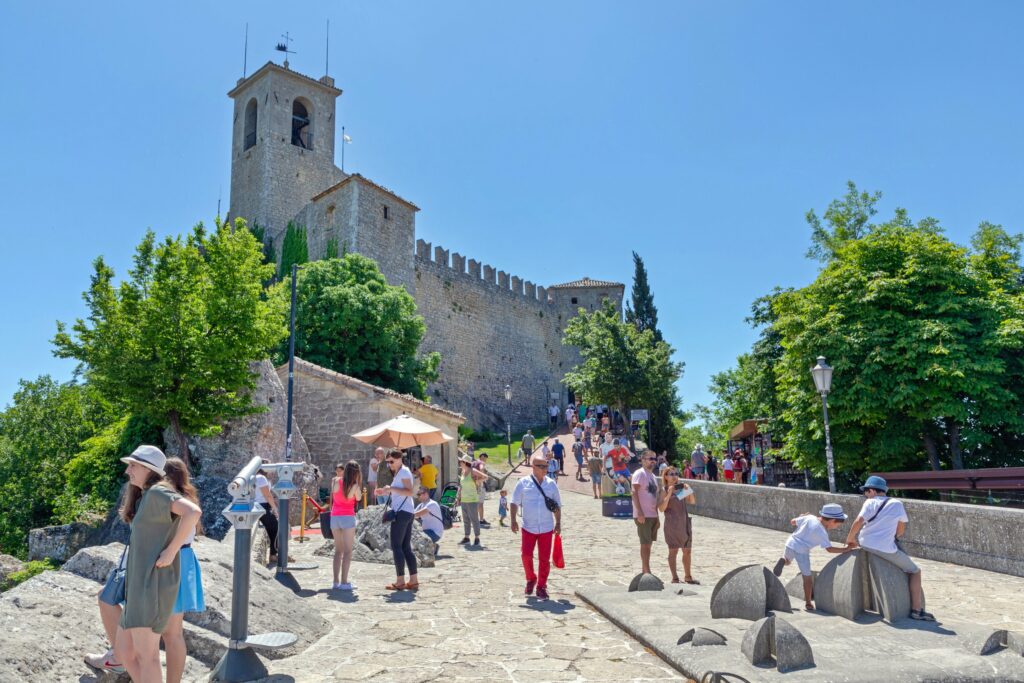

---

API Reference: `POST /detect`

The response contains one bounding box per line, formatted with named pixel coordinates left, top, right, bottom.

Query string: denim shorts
left=784, top=547, right=813, bottom=576
left=331, top=514, right=356, bottom=530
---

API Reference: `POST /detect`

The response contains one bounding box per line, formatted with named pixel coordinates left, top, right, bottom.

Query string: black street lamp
left=811, top=356, right=836, bottom=493
left=504, top=384, right=513, bottom=466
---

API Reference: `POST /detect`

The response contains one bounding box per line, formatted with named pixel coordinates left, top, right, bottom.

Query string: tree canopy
left=53, top=220, right=287, bottom=468
left=562, top=300, right=683, bottom=450
left=273, top=254, right=440, bottom=399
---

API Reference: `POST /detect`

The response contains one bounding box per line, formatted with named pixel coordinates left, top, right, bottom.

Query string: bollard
left=211, top=456, right=297, bottom=682
left=296, top=492, right=308, bottom=543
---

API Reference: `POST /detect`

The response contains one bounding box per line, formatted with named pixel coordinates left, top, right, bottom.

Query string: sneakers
left=84, top=650, right=125, bottom=674
left=525, top=580, right=536, bottom=596
left=338, top=582, right=354, bottom=591
left=479, top=520, right=491, bottom=528
left=772, top=558, right=786, bottom=577
left=536, top=586, right=549, bottom=600
left=473, top=538, right=481, bottom=547
left=458, top=537, right=470, bottom=545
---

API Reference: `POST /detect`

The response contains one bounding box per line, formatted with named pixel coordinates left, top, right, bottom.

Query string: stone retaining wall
left=684, top=480, right=1024, bottom=577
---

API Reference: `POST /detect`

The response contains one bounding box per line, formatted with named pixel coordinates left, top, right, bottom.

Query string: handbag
left=381, top=496, right=396, bottom=523
left=320, top=510, right=333, bottom=540
left=552, top=533, right=565, bottom=570
left=98, top=544, right=128, bottom=606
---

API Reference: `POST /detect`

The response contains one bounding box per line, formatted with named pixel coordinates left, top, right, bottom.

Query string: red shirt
left=611, top=447, right=631, bottom=472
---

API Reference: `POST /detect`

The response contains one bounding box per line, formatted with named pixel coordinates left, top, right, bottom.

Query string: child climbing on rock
left=772, top=503, right=852, bottom=611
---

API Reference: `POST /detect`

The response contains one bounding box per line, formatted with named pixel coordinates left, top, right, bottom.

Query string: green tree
left=775, top=221, right=1019, bottom=478
left=324, top=237, right=340, bottom=260
left=274, top=254, right=440, bottom=399
left=279, top=222, right=308, bottom=279
left=53, top=220, right=288, bottom=470
left=624, top=251, right=662, bottom=342
left=0, top=377, right=113, bottom=556
left=562, top=300, right=683, bottom=451
left=805, top=181, right=882, bottom=263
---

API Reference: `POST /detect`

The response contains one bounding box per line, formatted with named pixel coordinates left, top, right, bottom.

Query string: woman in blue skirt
left=162, top=457, right=205, bottom=683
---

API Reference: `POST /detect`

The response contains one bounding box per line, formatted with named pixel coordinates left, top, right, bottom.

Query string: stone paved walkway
left=256, top=437, right=1024, bottom=683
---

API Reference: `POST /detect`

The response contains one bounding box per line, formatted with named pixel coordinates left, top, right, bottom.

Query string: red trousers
left=521, top=529, right=554, bottom=588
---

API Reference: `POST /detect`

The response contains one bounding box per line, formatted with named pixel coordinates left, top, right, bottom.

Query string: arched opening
left=291, top=99, right=312, bottom=150
left=243, top=98, right=258, bottom=150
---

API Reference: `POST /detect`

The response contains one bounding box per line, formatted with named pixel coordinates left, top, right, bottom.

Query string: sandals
left=405, top=582, right=420, bottom=591
left=670, top=577, right=681, bottom=584
left=385, top=582, right=407, bottom=591
left=684, top=578, right=701, bottom=585
left=910, top=609, right=936, bottom=621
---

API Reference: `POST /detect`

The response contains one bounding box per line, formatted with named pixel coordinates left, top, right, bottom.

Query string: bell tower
left=227, top=62, right=346, bottom=241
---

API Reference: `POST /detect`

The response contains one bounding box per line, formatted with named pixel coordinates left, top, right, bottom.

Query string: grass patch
left=469, top=424, right=554, bottom=475
left=2, top=558, right=59, bottom=592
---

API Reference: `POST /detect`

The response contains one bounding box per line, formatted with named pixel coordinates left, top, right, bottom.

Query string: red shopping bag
left=552, top=533, right=565, bottom=569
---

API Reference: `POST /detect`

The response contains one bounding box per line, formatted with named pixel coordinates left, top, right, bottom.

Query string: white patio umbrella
left=351, top=413, right=454, bottom=449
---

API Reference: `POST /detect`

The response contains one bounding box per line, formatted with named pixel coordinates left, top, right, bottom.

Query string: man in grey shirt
left=690, top=444, right=707, bottom=480
left=521, top=430, right=535, bottom=457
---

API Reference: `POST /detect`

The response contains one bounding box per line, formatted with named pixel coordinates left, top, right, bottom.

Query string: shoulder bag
left=531, top=476, right=560, bottom=512
left=98, top=543, right=129, bottom=606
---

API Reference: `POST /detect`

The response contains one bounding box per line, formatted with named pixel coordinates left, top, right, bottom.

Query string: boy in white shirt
left=772, top=503, right=851, bottom=611
left=845, top=475, right=934, bottom=621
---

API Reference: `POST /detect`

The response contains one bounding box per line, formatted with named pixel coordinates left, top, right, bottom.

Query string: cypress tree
left=625, top=251, right=662, bottom=342
left=325, top=237, right=339, bottom=259
left=279, top=222, right=308, bottom=278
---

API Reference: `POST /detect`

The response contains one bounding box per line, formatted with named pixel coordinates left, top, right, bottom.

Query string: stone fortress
left=227, top=60, right=624, bottom=430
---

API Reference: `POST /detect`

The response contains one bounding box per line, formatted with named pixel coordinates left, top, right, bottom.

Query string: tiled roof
left=288, top=358, right=464, bottom=421
left=547, top=277, right=624, bottom=289
left=311, top=173, right=420, bottom=211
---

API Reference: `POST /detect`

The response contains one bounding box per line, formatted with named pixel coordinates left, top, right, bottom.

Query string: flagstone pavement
left=258, top=446, right=1024, bottom=683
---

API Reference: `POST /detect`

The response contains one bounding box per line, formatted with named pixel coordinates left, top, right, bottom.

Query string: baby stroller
left=438, top=482, right=460, bottom=530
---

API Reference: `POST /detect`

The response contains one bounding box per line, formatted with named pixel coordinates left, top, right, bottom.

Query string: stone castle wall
left=412, top=239, right=576, bottom=430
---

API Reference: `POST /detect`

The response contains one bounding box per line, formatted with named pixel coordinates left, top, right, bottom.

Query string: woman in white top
left=373, top=450, right=419, bottom=590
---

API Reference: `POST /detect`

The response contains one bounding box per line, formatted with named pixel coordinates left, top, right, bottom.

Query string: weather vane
left=275, top=31, right=296, bottom=68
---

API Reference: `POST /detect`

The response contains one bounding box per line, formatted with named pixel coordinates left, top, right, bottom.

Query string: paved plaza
left=259, top=459, right=1024, bottom=683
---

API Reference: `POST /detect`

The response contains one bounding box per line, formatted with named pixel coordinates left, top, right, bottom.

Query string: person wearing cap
left=113, top=445, right=202, bottom=683
left=772, top=503, right=852, bottom=611
left=510, top=453, right=562, bottom=600
left=845, top=476, right=934, bottom=621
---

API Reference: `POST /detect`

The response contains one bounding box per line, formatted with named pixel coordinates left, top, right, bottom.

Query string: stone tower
left=227, top=62, right=346, bottom=241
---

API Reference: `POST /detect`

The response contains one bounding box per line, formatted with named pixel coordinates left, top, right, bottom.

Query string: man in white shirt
left=549, top=403, right=559, bottom=429
left=510, top=454, right=562, bottom=600
left=413, top=487, right=444, bottom=557
left=845, top=476, right=934, bottom=621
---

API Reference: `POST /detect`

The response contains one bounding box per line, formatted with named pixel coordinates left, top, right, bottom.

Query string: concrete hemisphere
left=710, top=564, right=768, bottom=621
left=814, top=550, right=867, bottom=621
left=772, top=617, right=815, bottom=673
left=784, top=570, right=819, bottom=600
left=763, top=566, right=793, bottom=613
left=677, top=627, right=728, bottom=647
left=865, top=550, right=915, bottom=622
left=628, top=572, right=665, bottom=592
left=740, top=616, right=773, bottom=665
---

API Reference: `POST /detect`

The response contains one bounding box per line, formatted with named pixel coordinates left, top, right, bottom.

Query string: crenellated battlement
left=415, top=239, right=553, bottom=305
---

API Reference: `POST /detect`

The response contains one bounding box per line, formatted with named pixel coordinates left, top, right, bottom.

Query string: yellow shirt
left=419, top=463, right=439, bottom=489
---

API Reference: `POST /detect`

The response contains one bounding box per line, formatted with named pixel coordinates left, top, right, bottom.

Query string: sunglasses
left=665, top=472, right=679, bottom=477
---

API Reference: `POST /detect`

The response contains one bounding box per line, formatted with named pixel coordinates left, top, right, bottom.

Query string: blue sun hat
left=859, top=475, right=888, bottom=493
left=819, top=503, right=848, bottom=520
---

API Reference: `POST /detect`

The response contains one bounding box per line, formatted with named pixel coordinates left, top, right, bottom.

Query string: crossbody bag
left=531, top=476, right=561, bottom=512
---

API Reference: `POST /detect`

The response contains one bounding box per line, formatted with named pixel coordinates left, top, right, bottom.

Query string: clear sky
left=2, top=1, right=1023, bottom=418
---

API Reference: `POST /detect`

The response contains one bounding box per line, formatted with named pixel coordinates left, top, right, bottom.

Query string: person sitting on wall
left=845, top=475, right=935, bottom=621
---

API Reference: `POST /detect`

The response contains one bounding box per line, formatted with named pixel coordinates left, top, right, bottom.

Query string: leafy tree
left=0, top=377, right=113, bottom=556
left=274, top=254, right=440, bottom=399
left=324, top=238, right=340, bottom=260
left=279, top=222, right=308, bottom=279
left=562, top=300, right=683, bottom=450
left=624, top=251, right=662, bottom=342
left=53, top=220, right=288, bottom=470
left=775, top=221, right=1020, bottom=477
left=805, top=181, right=882, bottom=263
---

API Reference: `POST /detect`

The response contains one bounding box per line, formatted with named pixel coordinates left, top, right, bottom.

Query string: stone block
left=28, top=522, right=98, bottom=563
left=784, top=570, right=818, bottom=600
left=434, top=246, right=449, bottom=266
left=865, top=550, right=914, bottom=622
left=677, top=627, right=727, bottom=646
left=741, top=616, right=773, bottom=664
left=709, top=564, right=789, bottom=621
left=740, top=616, right=814, bottom=673
left=498, top=270, right=510, bottom=288
left=468, top=259, right=481, bottom=278
left=483, top=265, right=496, bottom=284
left=627, top=572, right=664, bottom=592
left=525, top=281, right=536, bottom=298
left=0, top=554, right=25, bottom=586
left=452, top=252, right=466, bottom=273
left=814, top=550, right=867, bottom=620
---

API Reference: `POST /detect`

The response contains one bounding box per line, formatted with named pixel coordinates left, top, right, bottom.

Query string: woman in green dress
left=113, top=445, right=201, bottom=683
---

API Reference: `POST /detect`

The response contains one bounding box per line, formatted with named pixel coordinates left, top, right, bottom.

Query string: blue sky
left=2, top=1, right=1023, bottom=418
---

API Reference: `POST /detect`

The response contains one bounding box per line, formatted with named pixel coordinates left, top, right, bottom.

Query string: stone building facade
left=280, top=358, right=464, bottom=485
left=228, top=61, right=624, bottom=429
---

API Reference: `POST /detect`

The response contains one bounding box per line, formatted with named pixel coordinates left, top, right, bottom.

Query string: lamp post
left=504, top=384, right=513, bottom=466
left=810, top=356, right=836, bottom=494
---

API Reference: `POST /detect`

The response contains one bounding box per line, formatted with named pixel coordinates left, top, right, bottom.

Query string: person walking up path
left=510, top=454, right=562, bottom=600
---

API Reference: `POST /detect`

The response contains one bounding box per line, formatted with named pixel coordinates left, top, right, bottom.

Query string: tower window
left=243, top=98, right=258, bottom=150
left=382, top=205, right=390, bottom=220
left=291, top=99, right=312, bottom=149
left=571, top=297, right=578, bottom=304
